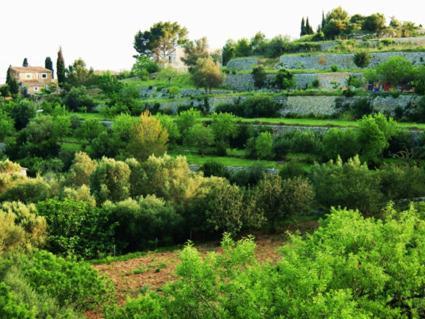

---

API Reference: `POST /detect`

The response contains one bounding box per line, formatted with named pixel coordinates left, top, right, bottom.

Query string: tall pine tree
left=45, top=57, right=54, bottom=79
left=22, top=58, right=29, bottom=67
left=56, top=48, right=66, bottom=86
left=300, top=17, right=306, bottom=36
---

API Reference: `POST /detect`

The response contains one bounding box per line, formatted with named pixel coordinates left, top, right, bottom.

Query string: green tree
left=252, top=66, right=267, bottom=89
left=300, top=17, right=306, bottom=36
left=182, top=37, right=210, bottom=71
left=274, top=68, right=295, bottom=90
left=103, top=196, right=183, bottom=252
left=175, top=108, right=201, bottom=137
left=9, top=100, right=36, bottom=130
left=127, top=111, right=168, bottom=162
left=66, top=59, right=94, bottom=86
left=210, top=112, right=238, bottom=154
left=131, top=56, right=160, bottom=80
left=323, top=7, right=350, bottom=39
left=134, top=22, right=188, bottom=63
left=44, top=57, right=54, bottom=78
left=66, top=152, right=97, bottom=187
left=22, top=58, right=29, bottom=67
left=184, top=124, right=215, bottom=154
left=311, top=156, right=383, bottom=215
left=358, top=113, right=397, bottom=163
left=0, top=201, right=46, bottom=253
left=37, top=199, right=114, bottom=258
left=191, top=57, right=223, bottom=93
left=56, top=47, right=66, bottom=86
left=353, top=51, right=371, bottom=68
left=281, top=176, right=315, bottom=217
left=363, top=13, right=386, bottom=34
left=222, top=40, right=236, bottom=65
left=374, top=56, right=415, bottom=87
left=254, top=131, right=274, bottom=159
left=0, top=110, right=15, bottom=142
left=90, top=157, right=131, bottom=203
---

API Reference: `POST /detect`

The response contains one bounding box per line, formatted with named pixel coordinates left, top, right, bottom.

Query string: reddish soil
left=88, top=221, right=319, bottom=318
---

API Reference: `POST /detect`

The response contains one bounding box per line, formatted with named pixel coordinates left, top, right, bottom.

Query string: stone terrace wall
left=226, top=57, right=258, bottom=71
left=224, top=72, right=362, bottom=91
left=144, top=93, right=420, bottom=118
left=280, top=51, right=425, bottom=70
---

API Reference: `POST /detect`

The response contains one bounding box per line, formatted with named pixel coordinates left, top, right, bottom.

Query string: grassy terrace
left=74, top=112, right=425, bottom=130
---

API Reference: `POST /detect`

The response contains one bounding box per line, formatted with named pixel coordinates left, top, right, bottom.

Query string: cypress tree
left=56, top=48, right=66, bottom=86
left=321, top=11, right=326, bottom=29
left=6, top=66, right=19, bottom=96
left=300, top=17, right=306, bottom=36
left=22, top=58, right=29, bottom=67
left=6, top=65, right=12, bottom=85
left=45, top=57, right=54, bottom=79
left=306, top=18, right=314, bottom=34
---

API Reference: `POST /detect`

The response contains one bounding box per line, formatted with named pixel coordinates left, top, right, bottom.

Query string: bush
left=274, top=69, right=295, bottom=90
left=37, top=199, right=115, bottom=258
left=247, top=131, right=274, bottom=159
left=310, top=156, right=383, bottom=215
left=0, top=202, right=46, bottom=253
left=200, top=161, right=229, bottom=178
left=322, top=128, right=360, bottom=161
left=252, top=66, right=267, bottom=89
left=63, top=87, right=96, bottom=112
left=281, top=176, right=315, bottom=217
left=103, top=196, right=183, bottom=252
left=353, top=51, right=371, bottom=68
left=0, top=178, right=50, bottom=204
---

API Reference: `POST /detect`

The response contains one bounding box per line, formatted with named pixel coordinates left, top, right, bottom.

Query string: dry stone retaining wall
left=280, top=51, right=425, bottom=70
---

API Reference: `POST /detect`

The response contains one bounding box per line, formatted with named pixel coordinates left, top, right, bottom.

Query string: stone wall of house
left=280, top=51, right=425, bottom=70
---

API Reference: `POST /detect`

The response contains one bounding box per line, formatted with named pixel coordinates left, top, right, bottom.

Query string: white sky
left=1, top=0, right=424, bottom=83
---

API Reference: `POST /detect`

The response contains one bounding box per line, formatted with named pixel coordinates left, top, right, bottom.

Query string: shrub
left=36, top=199, right=115, bottom=258
left=184, top=124, right=214, bottom=153
left=274, top=69, right=295, bottom=90
left=90, top=157, right=131, bottom=203
left=247, top=131, right=274, bottom=159
left=63, top=87, right=96, bottom=112
left=127, top=111, right=168, bottom=162
left=281, top=176, right=315, bottom=217
left=0, top=202, right=46, bottom=253
left=200, top=161, right=229, bottom=178
left=357, top=113, right=397, bottom=163
left=16, top=250, right=114, bottom=311
left=353, top=51, right=371, bottom=68
left=252, top=66, right=267, bottom=89
left=322, top=128, right=360, bottom=161
left=310, top=156, right=383, bottom=215
left=0, top=178, right=50, bottom=204
left=103, top=196, right=183, bottom=252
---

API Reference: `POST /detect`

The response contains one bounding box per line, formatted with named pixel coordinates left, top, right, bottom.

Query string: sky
left=0, top=0, right=424, bottom=83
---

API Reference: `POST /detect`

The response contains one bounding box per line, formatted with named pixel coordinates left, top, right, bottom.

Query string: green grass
left=170, top=151, right=280, bottom=168
left=230, top=117, right=425, bottom=130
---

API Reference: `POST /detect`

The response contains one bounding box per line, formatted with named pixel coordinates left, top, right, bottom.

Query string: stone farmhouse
left=9, top=66, right=54, bottom=94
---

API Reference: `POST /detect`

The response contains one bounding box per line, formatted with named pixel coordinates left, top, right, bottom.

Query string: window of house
left=34, top=87, right=39, bottom=91
left=41, top=73, right=47, bottom=79
left=26, top=74, right=31, bottom=79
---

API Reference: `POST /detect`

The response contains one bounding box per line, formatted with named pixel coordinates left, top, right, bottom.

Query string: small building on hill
left=9, top=66, right=53, bottom=94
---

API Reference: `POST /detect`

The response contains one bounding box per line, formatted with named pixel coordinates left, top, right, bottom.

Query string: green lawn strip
left=169, top=151, right=279, bottom=169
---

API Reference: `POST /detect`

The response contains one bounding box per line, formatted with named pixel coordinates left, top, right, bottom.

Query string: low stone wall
left=141, top=93, right=421, bottom=118
left=226, top=57, right=258, bottom=70
left=280, top=51, right=425, bottom=70
left=224, top=72, right=362, bottom=91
